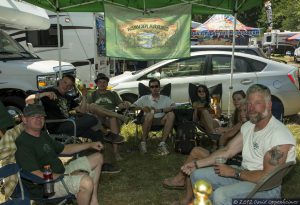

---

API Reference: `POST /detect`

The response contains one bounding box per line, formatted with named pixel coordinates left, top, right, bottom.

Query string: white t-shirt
left=241, top=116, right=296, bottom=171
left=133, top=95, right=175, bottom=118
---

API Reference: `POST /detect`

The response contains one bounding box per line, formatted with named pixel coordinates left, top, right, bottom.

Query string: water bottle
left=43, top=165, right=54, bottom=197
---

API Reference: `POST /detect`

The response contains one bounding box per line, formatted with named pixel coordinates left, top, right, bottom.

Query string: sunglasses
left=150, top=85, right=159, bottom=89
left=198, top=90, right=205, bottom=93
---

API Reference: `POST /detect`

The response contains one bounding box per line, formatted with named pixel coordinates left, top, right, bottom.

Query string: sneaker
left=103, top=132, right=125, bottom=144
left=157, top=142, right=169, bottom=155
left=102, top=163, right=121, bottom=174
left=140, top=141, right=147, bottom=153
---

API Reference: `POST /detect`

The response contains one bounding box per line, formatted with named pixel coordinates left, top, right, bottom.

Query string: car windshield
left=0, top=30, right=36, bottom=60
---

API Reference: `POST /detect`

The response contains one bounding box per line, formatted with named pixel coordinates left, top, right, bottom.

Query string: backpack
left=174, top=121, right=200, bottom=155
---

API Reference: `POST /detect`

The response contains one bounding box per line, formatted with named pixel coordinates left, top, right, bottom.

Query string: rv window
left=266, top=36, right=272, bottom=42
left=26, top=24, right=63, bottom=47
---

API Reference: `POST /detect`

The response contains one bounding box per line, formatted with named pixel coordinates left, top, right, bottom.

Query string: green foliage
left=257, top=0, right=300, bottom=31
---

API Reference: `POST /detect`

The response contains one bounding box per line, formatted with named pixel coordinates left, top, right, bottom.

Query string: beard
left=249, top=108, right=269, bottom=124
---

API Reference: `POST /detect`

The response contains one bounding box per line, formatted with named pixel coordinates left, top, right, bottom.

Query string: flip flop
left=162, top=178, right=185, bottom=190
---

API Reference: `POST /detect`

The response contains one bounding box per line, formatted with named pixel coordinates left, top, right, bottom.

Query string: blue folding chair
left=20, top=169, right=76, bottom=205
left=0, top=163, right=30, bottom=205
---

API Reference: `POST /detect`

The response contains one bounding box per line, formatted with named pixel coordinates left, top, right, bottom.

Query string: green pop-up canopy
left=23, top=0, right=263, bottom=115
left=23, top=0, right=261, bottom=14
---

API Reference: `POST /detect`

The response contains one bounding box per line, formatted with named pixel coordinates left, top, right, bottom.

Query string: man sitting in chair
left=132, top=78, right=175, bottom=155
left=179, top=84, right=296, bottom=205
left=86, top=73, right=131, bottom=161
left=15, top=104, right=103, bottom=205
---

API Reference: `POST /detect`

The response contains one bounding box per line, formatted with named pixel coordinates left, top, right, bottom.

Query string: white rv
left=262, top=30, right=300, bottom=54
left=10, top=12, right=110, bottom=87
left=0, top=0, right=76, bottom=118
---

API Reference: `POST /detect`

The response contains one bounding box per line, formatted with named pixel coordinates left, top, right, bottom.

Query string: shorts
left=50, top=156, right=95, bottom=198
left=142, top=116, right=163, bottom=126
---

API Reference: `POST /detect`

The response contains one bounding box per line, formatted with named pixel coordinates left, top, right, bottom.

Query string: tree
left=257, top=0, right=300, bottom=31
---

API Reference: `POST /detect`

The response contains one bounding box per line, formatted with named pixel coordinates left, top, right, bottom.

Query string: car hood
left=27, top=60, right=75, bottom=73
left=109, top=71, right=134, bottom=86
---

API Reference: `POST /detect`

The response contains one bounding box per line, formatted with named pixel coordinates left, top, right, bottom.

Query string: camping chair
left=133, top=83, right=172, bottom=142
left=246, top=161, right=295, bottom=198
left=188, top=83, right=223, bottom=145
left=0, top=163, right=30, bottom=205
left=20, top=169, right=76, bottom=205
left=45, top=118, right=80, bottom=144
left=0, top=148, right=30, bottom=205
left=188, top=83, right=223, bottom=133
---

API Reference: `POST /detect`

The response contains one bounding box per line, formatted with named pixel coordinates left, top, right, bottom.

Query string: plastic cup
left=215, top=157, right=227, bottom=164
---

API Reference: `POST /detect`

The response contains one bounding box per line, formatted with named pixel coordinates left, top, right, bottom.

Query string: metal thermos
left=43, top=165, right=54, bottom=196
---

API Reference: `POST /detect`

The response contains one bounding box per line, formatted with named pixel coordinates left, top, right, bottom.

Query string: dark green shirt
left=88, top=90, right=122, bottom=111
left=15, top=130, right=65, bottom=198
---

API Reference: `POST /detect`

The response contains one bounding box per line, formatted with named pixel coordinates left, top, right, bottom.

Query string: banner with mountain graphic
left=104, top=3, right=191, bottom=60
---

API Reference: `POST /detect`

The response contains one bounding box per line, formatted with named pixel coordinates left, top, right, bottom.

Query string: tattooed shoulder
left=268, top=145, right=284, bottom=166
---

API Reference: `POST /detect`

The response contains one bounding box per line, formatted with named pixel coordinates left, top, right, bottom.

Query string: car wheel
left=121, top=94, right=138, bottom=104
left=271, top=96, right=284, bottom=122
left=3, top=96, right=25, bottom=123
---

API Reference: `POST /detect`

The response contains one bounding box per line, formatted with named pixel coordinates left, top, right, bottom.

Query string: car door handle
left=240, top=79, right=253, bottom=85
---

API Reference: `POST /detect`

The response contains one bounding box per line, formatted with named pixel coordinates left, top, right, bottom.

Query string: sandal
left=162, top=178, right=185, bottom=190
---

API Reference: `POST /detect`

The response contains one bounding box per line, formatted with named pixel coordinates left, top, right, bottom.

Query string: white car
left=109, top=51, right=300, bottom=117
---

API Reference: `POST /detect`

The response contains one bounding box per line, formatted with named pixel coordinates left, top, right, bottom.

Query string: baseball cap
left=94, top=73, right=109, bottom=84
left=23, top=104, right=46, bottom=117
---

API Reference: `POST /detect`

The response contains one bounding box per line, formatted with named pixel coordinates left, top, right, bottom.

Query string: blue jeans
left=190, top=167, right=281, bottom=205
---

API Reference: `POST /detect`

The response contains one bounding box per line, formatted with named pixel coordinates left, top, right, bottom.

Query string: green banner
left=104, top=3, right=191, bottom=60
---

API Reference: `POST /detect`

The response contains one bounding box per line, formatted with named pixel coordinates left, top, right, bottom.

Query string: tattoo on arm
left=269, top=146, right=284, bottom=166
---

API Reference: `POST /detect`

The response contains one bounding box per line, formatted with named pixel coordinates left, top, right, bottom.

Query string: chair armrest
left=20, top=170, right=64, bottom=185
left=0, top=163, right=20, bottom=178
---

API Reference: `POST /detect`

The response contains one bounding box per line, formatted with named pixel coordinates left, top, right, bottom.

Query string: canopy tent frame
left=24, top=0, right=262, bottom=114
left=35, top=0, right=252, bottom=13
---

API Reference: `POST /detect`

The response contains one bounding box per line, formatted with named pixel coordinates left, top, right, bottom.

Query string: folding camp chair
left=246, top=161, right=295, bottom=198
left=0, top=163, right=30, bottom=205
left=20, top=169, right=76, bottom=205
left=133, top=83, right=172, bottom=142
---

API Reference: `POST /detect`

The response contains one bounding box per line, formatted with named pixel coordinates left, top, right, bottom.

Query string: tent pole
left=227, top=0, right=238, bottom=117
left=56, top=0, right=62, bottom=79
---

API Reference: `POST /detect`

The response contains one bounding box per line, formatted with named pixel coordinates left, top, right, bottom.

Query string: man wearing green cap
left=15, top=104, right=103, bottom=205
left=86, top=73, right=131, bottom=161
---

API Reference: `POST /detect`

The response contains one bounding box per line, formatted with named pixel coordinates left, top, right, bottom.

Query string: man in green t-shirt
left=87, top=73, right=131, bottom=161
left=15, top=104, right=103, bottom=205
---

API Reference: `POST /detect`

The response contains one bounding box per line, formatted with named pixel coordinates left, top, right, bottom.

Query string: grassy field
left=98, top=116, right=300, bottom=205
